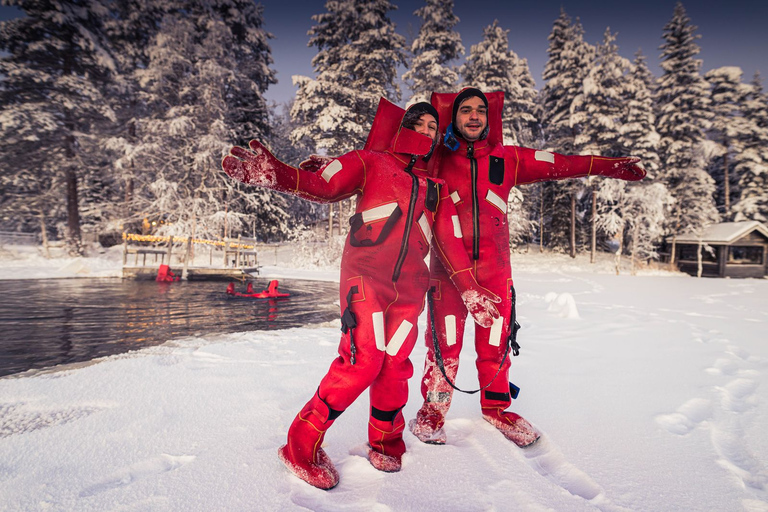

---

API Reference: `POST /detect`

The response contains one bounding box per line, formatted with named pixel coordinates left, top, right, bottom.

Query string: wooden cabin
left=670, top=221, right=768, bottom=278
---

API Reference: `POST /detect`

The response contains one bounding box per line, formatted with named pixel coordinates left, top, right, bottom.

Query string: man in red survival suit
left=409, top=88, right=646, bottom=448
left=221, top=100, right=501, bottom=489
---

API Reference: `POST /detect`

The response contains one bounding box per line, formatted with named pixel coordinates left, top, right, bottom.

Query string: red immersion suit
left=412, top=90, right=646, bottom=446
left=222, top=99, right=499, bottom=488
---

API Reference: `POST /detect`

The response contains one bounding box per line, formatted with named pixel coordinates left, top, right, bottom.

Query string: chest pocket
left=489, top=156, right=505, bottom=185
left=348, top=202, right=402, bottom=247
left=425, top=179, right=439, bottom=212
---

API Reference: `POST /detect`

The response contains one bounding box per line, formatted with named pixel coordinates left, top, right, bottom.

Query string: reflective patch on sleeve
left=361, top=202, right=398, bottom=223
left=385, top=319, right=413, bottom=356
left=417, top=212, right=432, bottom=245
left=534, top=151, right=555, bottom=164
left=485, top=189, right=507, bottom=214
left=321, top=159, right=343, bottom=183
left=452, top=215, right=463, bottom=238
left=444, top=315, right=456, bottom=346
left=450, top=191, right=460, bottom=204
left=372, top=311, right=386, bottom=352
left=489, top=316, right=504, bottom=347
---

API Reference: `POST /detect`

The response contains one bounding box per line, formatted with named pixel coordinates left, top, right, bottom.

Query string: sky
left=1, top=245, right=767, bottom=510
left=259, top=0, right=768, bottom=105
left=1, top=1, right=766, bottom=107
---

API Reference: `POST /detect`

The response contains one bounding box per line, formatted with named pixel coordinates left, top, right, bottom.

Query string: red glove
left=590, top=156, right=646, bottom=181
left=222, top=139, right=296, bottom=189
left=449, top=269, right=501, bottom=328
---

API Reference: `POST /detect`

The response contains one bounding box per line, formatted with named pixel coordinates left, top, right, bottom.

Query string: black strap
left=340, top=286, right=359, bottom=364
left=427, top=286, right=511, bottom=395
left=509, top=285, right=522, bottom=357
left=348, top=206, right=403, bottom=247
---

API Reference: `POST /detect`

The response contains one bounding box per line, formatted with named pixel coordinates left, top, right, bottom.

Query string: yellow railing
left=122, top=232, right=255, bottom=249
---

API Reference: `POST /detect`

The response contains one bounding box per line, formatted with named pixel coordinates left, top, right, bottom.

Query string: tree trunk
left=630, top=224, right=638, bottom=276
left=697, top=240, right=703, bottom=278
left=65, top=166, right=83, bottom=256
left=569, top=191, right=576, bottom=259
left=590, top=183, right=596, bottom=264
left=614, top=225, right=624, bottom=275
left=328, top=203, right=334, bottom=238
left=39, top=213, right=50, bottom=259
left=723, top=150, right=730, bottom=217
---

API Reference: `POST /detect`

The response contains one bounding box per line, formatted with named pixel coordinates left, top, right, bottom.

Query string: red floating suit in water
left=156, top=264, right=180, bottom=282
left=226, top=280, right=289, bottom=298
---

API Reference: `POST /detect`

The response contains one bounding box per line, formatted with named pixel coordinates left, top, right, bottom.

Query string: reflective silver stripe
left=385, top=319, right=413, bottom=356
left=450, top=191, right=460, bottom=204
left=489, top=316, right=503, bottom=346
left=372, top=312, right=386, bottom=352
left=485, top=189, right=507, bottom=214
left=534, top=150, right=555, bottom=164
left=321, top=159, right=343, bottom=182
left=445, top=315, right=456, bottom=346
left=361, top=202, right=398, bottom=223
left=417, top=212, right=432, bottom=245
left=452, top=215, right=462, bottom=238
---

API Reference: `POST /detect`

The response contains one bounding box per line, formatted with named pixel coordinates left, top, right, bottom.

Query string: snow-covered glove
left=222, top=139, right=293, bottom=189
left=450, top=270, right=501, bottom=328
left=590, top=156, right=646, bottom=181
left=299, top=154, right=335, bottom=173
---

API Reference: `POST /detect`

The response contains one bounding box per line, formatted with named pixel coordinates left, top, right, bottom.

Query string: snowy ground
left=1, top=244, right=767, bottom=511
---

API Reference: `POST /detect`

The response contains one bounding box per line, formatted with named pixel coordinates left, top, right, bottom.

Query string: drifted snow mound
left=545, top=292, right=580, bottom=319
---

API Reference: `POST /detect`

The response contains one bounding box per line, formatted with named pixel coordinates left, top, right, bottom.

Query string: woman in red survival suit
left=410, top=88, right=646, bottom=448
left=222, top=100, right=501, bottom=490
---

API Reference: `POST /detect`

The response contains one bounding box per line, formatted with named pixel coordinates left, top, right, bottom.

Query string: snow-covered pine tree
left=619, top=50, right=661, bottom=179
left=705, top=66, right=754, bottom=219
left=0, top=0, right=117, bottom=255
left=570, top=28, right=633, bottom=262
left=133, top=0, right=283, bottom=242
left=461, top=20, right=538, bottom=147
left=655, top=2, right=718, bottom=259
left=402, top=0, right=463, bottom=104
left=732, top=73, right=768, bottom=222
left=539, top=12, right=595, bottom=255
left=291, top=0, right=406, bottom=155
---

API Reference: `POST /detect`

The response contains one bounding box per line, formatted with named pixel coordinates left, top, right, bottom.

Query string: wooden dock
left=122, top=266, right=260, bottom=281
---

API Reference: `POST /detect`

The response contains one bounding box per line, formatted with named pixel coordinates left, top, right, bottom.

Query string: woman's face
left=413, top=113, right=438, bottom=142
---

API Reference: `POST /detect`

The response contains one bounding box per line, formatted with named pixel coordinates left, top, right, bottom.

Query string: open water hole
left=0, top=278, right=339, bottom=377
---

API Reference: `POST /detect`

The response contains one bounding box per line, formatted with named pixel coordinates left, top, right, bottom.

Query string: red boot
left=368, top=409, right=406, bottom=472
left=482, top=407, right=540, bottom=448
left=278, top=393, right=342, bottom=489
left=408, top=402, right=447, bottom=445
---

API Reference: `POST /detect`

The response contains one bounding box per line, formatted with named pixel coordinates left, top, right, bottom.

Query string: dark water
left=0, top=278, right=339, bottom=377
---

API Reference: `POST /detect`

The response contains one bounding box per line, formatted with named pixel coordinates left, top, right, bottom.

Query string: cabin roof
left=674, top=221, right=768, bottom=244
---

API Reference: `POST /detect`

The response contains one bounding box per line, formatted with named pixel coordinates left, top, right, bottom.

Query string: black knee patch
left=371, top=406, right=402, bottom=423
left=484, top=390, right=510, bottom=403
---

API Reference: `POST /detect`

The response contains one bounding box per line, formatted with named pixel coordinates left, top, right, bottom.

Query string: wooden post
left=166, top=236, right=174, bottom=266
left=182, top=236, right=192, bottom=280
left=40, top=213, right=51, bottom=259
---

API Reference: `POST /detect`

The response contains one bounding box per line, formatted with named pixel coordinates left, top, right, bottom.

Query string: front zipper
left=392, top=155, right=419, bottom=282
left=468, top=142, right=480, bottom=260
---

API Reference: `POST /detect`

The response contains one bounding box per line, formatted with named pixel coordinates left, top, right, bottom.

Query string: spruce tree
left=705, top=66, right=753, bottom=218
left=0, top=0, right=117, bottom=255
left=291, top=0, right=406, bottom=154
left=403, top=0, right=463, bottom=104
left=655, top=2, right=718, bottom=256
left=539, top=12, right=595, bottom=255
left=732, top=73, right=768, bottom=221
left=619, top=50, right=661, bottom=178
left=133, top=0, right=282, bottom=241
left=461, top=20, right=538, bottom=146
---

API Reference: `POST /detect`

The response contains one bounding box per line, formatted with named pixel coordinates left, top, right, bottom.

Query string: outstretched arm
left=512, top=147, right=646, bottom=186
left=431, top=187, right=500, bottom=327
left=222, top=140, right=364, bottom=204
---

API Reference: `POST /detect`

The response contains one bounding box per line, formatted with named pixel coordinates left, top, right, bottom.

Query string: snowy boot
left=408, top=401, right=448, bottom=445
left=278, top=392, right=342, bottom=489
left=482, top=407, right=540, bottom=448
left=368, top=407, right=406, bottom=472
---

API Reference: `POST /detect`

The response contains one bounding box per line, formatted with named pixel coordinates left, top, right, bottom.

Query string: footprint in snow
left=79, top=454, right=196, bottom=497
left=0, top=402, right=108, bottom=438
